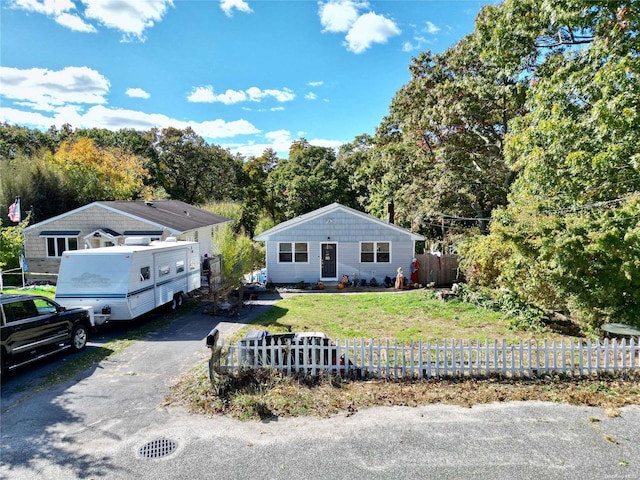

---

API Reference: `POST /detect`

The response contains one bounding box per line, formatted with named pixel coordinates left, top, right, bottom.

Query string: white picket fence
left=211, top=337, right=640, bottom=378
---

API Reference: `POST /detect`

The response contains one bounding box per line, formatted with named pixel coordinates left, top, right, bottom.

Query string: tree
left=462, top=0, right=640, bottom=330
left=51, top=137, right=149, bottom=203
left=375, top=34, right=525, bottom=238
left=152, top=127, right=237, bottom=204
left=265, top=139, right=352, bottom=221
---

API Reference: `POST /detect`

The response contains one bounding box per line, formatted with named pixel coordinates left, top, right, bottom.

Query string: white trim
left=359, top=241, right=391, bottom=264
left=277, top=241, right=310, bottom=264
left=319, top=242, right=338, bottom=280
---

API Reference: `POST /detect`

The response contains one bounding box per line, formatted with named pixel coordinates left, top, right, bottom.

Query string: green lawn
left=1, top=286, right=56, bottom=299
left=245, top=290, right=576, bottom=343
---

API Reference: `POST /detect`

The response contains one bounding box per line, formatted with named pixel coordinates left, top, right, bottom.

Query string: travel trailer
left=54, top=237, right=201, bottom=322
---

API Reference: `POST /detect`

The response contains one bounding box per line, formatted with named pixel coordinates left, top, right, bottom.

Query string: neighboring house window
left=360, top=242, right=390, bottom=263
left=46, top=237, right=78, bottom=257
left=278, top=242, right=308, bottom=263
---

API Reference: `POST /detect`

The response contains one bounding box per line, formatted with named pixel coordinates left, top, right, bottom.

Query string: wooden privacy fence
left=210, top=337, right=640, bottom=379
left=415, top=254, right=461, bottom=286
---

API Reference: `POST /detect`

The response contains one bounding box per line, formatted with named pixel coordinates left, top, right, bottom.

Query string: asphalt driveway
left=1, top=292, right=639, bottom=480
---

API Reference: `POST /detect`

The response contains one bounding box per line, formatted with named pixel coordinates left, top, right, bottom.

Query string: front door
left=321, top=243, right=337, bottom=279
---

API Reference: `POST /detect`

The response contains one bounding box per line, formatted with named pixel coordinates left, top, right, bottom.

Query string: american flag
left=8, top=197, right=20, bottom=222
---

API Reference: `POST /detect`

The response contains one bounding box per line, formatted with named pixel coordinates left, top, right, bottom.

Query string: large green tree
left=375, top=33, right=525, bottom=238
left=152, top=127, right=238, bottom=205
left=462, top=0, right=640, bottom=330
left=265, top=139, right=353, bottom=221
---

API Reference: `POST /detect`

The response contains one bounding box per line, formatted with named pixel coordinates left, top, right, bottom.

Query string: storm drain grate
left=138, top=438, right=177, bottom=459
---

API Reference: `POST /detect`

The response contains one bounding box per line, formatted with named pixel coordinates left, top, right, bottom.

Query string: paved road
left=1, top=292, right=639, bottom=480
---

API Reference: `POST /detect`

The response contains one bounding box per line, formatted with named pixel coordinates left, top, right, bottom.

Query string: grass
left=2, top=285, right=56, bottom=299
left=165, top=289, right=640, bottom=420
left=240, top=289, right=578, bottom=343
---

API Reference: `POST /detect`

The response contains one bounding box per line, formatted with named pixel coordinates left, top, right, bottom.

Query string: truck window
left=176, top=260, right=185, bottom=273
left=34, top=298, right=57, bottom=314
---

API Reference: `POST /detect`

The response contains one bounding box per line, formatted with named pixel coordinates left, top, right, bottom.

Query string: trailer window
left=140, top=266, right=150, bottom=281
left=176, top=260, right=185, bottom=273
left=159, top=264, right=170, bottom=277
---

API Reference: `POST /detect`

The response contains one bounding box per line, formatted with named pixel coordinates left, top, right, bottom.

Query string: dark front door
left=321, top=243, right=337, bottom=279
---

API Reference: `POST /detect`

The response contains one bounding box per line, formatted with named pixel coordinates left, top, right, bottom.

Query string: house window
left=46, top=237, right=78, bottom=257
left=278, top=242, right=308, bottom=263
left=360, top=242, right=390, bottom=263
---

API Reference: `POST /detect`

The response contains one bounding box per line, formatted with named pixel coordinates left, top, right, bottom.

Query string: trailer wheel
left=71, top=324, right=89, bottom=352
left=176, top=293, right=183, bottom=307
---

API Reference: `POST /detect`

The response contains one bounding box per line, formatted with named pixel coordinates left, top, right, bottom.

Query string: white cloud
left=305, top=92, right=317, bottom=100
left=187, top=85, right=217, bottom=103
left=0, top=66, right=110, bottom=111
left=318, top=1, right=400, bottom=54
left=9, top=0, right=173, bottom=40
left=188, top=85, right=295, bottom=104
left=425, top=20, right=440, bottom=34
left=246, top=87, right=295, bottom=102
left=126, top=88, right=150, bottom=99
left=82, top=0, right=174, bottom=41
left=270, top=107, right=285, bottom=112
left=214, top=89, right=248, bottom=105
left=318, top=0, right=364, bottom=33
left=220, top=0, right=252, bottom=17
left=402, top=36, right=427, bottom=53
left=308, top=81, right=324, bottom=87
left=0, top=103, right=261, bottom=140
left=55, top=12, right=96, bottom=32
left=10, top=0, right=76, bottom=16
left=344, top=12, right=401, bottom=54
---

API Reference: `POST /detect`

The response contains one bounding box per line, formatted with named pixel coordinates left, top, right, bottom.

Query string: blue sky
left=1, top=0, right=487, bottom=158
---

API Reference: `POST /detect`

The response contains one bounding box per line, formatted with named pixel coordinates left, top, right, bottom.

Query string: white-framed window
left=278, top=242, right=309, bottom=263
left=46, top=237, right=79, bottom=257
left=176, top=260, right=185, bottom=273
left=360, top=242, right=390, bottom=263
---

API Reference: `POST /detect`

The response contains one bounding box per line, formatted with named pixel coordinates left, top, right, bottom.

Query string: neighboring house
left=253, top=203, right=425, bottom=285
left=22, top=200, right=231, bottom=283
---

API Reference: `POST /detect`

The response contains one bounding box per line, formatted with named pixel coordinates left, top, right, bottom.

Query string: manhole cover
left=138, top=438, right=177, bottom=459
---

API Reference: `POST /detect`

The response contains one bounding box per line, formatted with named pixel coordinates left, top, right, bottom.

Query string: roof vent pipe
left=387, top=202, right=395, bottom=224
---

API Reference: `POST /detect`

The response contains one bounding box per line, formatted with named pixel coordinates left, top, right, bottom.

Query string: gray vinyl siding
left=262, top=210, right=418, bottom=284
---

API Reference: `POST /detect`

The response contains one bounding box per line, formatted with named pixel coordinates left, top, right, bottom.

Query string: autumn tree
left=51, top=137, right=149, bottom=203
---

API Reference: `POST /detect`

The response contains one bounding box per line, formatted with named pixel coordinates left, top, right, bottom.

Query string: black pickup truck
left=1, top=294, right=92, bottom=375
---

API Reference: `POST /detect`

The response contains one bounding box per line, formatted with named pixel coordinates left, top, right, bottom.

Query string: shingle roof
left=253, top=202, right=425, bottom=241
left=97, top=200, right=230, bottom=233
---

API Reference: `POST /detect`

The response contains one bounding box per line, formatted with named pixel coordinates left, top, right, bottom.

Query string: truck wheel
left=176, top=293, right=183, bottom=308
left=71, top=324, right=89, bottom=351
